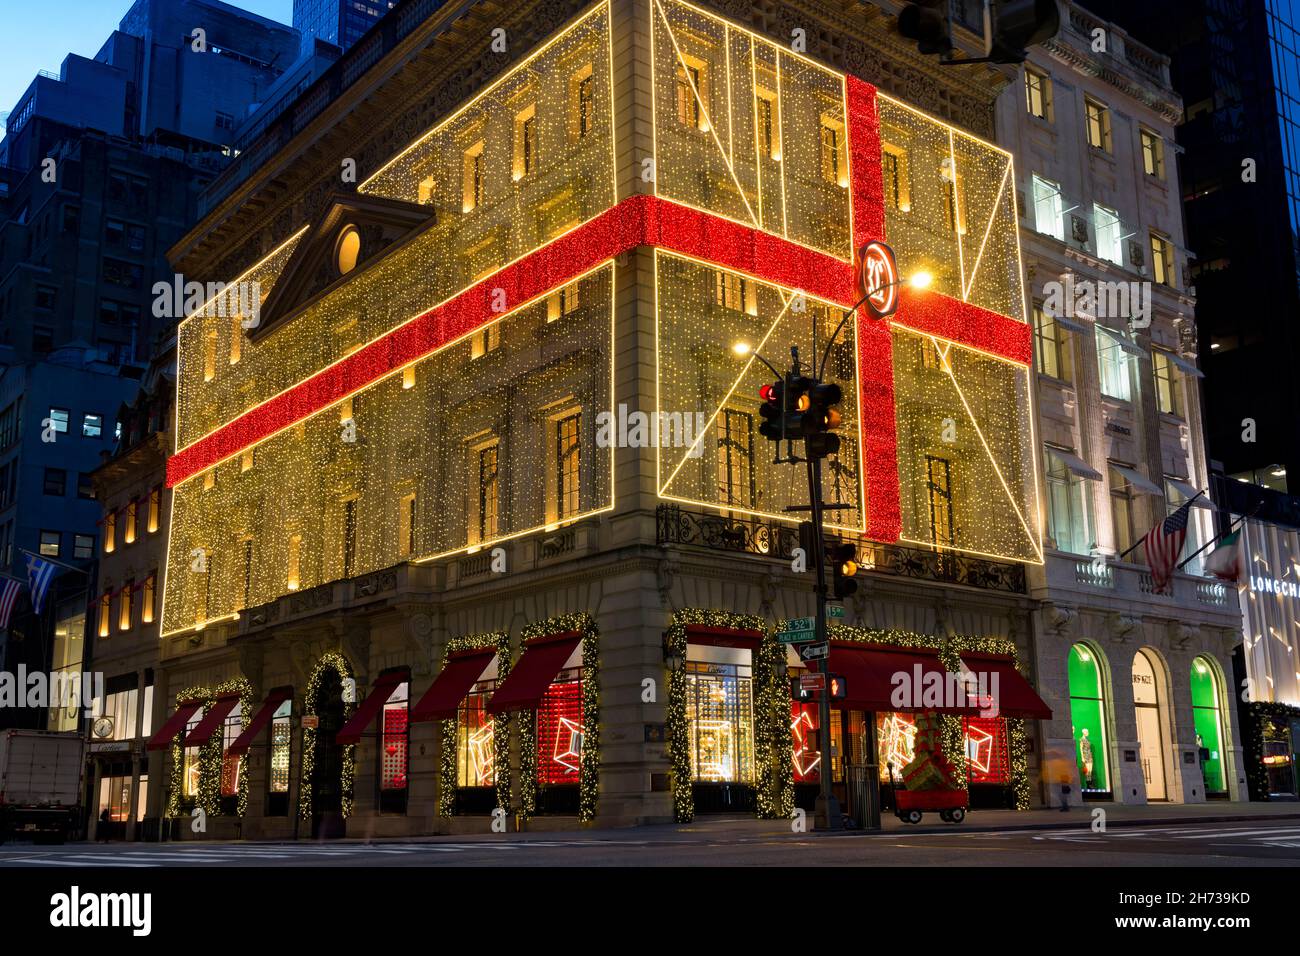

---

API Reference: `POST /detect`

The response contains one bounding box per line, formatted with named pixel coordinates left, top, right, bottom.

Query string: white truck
left=0, top=729, right=84, bottom=844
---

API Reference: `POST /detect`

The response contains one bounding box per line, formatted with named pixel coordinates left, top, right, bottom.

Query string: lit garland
left=1241, top=701, right=1300, bottom=801
left=516, top=613, right=601, bottom=822
left=299, top=651, right=357, bottom=819
left=663, top=608, right=768, bottom=823
left=437, top=631, right=512, bottom=817
left=163, top=677, right=253, bottom=819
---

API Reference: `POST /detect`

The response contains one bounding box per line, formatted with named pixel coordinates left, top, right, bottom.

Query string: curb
left=822, top=810, right=1300, bottom=838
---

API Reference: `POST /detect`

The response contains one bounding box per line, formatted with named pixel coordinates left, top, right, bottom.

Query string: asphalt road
left=3, top=819, right=1300, bottom=866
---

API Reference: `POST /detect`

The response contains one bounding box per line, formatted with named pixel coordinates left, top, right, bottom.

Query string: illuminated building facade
left=151, top=0, right=1071, bottom=837
left=1000, top=2, right=1246, bottom=806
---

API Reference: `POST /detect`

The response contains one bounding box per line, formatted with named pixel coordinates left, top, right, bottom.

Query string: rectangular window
left=926, top=455, right=955, bottom=548
left=556, top=413, right=581, bottom=521
left=457, top=679, right=497, bottom=787
left=684, top=647, right=754, bottom=783
left=220, top=702, right=243, bottom=798
left=104, top=511, right=117, bottom=554
left=820, top=118, right=846, bottom=186
left=881, top=142, right=911, bottom=211
left=676, top=60, right=705, bottom=129
left=537, top=668, right=584, bottom=785
left=204, top=330, right=217, bottom=382
left=148, top=486, right=161, bottom=533
left=342, top=499, right=357, bottom=579
left=35, top=286, right=56, bottom=310
left=43, top=467, right=66, bottom=496
left=287, top=533, right=301, bottom=591
left=571, top=64, right=595, bottom=140
left=714, top=271, right=753, bottom=312
left=1093, top=203, right=1123, bottom=264
left=1140, top=128, right=1165, bottom=179
left=1032, top=303, right=1073, bottom=382
left=1151, top=232, right=1174, bottom=286
left=1108, top=465, right=1140, bottom=560
left=547, top=281, right=580, bottom=321
left=49, top=408, right=70, bottom=434
left=1032, top=175, right=1064, bottom=241
left=78, top=473, right=95, bottom=500
left=39, top=530, right=61, bottom=557
left=381, top=681, right=409, bottom=792
left=124, top=499, right=137, bottom=545
left=756, top=91, right=777, bottom=158
left=470, top=323, right=500, bottom=359
left=718, top=409, right=755, bottom=510
left=98, top=592, right=111, bottom=638
left=943, top=171, right=967, bottom=235
left=1025, top=66, right=1052, bottom=120
left=479, top=445, right=499, bottom=541
left=74, top=534, right=95, bottom=560
left=82, top=413, right=103, bottom=438
left=142, top=573, right=155, bottom=625
left=269, top=699, right=292, bottom=794
left=242, top=539, right=253, bottom=607
left=1152, top=350, right=1185, bottom=418
left=229, top=315, right=242, bottom=365
left=462, top=141, right=484, bottom=212
left=1096, top=326, right=1134, bottom=401
left=118, top=580, right=132, bottom=632
left=513, top=105, right=537, bottom=180
left=1043, top=450, right=1091, bottom=555
left=1085, top=97, right=1112, bottom=152
left=182, top=710, right=203, bottom=798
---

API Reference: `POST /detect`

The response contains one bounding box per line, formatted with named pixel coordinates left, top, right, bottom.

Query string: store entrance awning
left=957, top=653, right=1053, bottom=720
left=826, top=644, right=979, bottom=714
left=185, top=692, right=241, bottom=746
left=145, top=699, right=204, bottom=751
left=410, top=649, right=496, bottom=722
left=335, top=671, right=406, bottom=745
left=487, top=632, right=582, bottom=715
left=227, top=687, right=293, bottom=756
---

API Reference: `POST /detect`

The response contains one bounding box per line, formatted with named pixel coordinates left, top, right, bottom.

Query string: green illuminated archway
left=1190, top=657, right=1227, bottom=794
left=1067, top=643, right=1110, bottom=793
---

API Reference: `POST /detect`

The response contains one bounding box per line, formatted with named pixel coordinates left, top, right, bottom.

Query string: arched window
left=1067, top=643, right=1109, bottom=794
left=1190, top=657, right=1227, bottom=795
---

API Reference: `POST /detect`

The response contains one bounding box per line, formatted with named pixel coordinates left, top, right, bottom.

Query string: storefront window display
left=1190, top=658, right=1227, bottom=795
left=1261, top=716, right=1297, bottom=796
left=537, top=671, right=583, bottom=785
left=269, top=699, right=292, bottom=794
left=182, top=709, right=203, bottom=798
left=872, top=712, right=1009, bottom=786
left=219, top=702, right=243, bottom=799
left=457, top=680, right=498, bottom=788
left=684, top=648, right=754, bottom=785
left=381, top=681, right=410, bottom=795
left=98, top=768, right=132, bottom=823
left=1067, top=643, right=1110, bottom=795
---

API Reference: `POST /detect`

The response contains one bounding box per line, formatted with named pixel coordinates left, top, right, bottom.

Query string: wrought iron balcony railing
left=656, top=504, right=1026, bottom=594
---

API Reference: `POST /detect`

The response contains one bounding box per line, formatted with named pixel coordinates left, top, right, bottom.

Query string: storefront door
left=311, top=670, right=345, bottom=832
left=1133, top=651, right=1167, bottom=801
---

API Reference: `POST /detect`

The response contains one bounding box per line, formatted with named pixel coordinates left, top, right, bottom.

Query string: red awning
left=184, top=692, right=241, bottom=746
left=411, top=649, right=496, bottom=722
left=487, top=632, right=582, bottom=715
left=335, top=671, right=406, bottom=745
left=684, top=625, right=763, bottom=649
left=145, top=699, right=203, bottom=751
left=957, top=653, right=1053, bottom=720
left=226, top=687, right=293, bottom=756
left=826, top=644, right=980, bottom=714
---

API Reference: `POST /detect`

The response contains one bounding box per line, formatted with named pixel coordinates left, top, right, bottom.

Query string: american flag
left=1145, top=500, right=1194, bottom=593
left=0, top=578, right=22, bottom=629
left=25, top=552, right=56, bottom=615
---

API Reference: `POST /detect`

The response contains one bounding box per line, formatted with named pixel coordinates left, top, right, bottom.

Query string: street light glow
left=732, top=341, right=753, bottom=356
left=909, top=270, right=933, bottom=290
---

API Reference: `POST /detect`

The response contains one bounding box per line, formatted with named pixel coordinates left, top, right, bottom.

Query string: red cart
left=894, top=787, right=967, bottom=824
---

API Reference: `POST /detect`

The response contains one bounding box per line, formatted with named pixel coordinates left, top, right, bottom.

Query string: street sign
left=799, top=641, right=829, bottom=662
left=799, top=673, right=826, bottom=693
left=777, top=616, right=817, bottom=643
left=826, top=602, right=845, bottom=619
left=301, top=715, right=320, bottom=730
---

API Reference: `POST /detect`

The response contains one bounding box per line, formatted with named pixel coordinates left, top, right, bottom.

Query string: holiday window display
left=438, top=631, right=512, bottom=817
left=1067, top=644, right=1110, bottom=794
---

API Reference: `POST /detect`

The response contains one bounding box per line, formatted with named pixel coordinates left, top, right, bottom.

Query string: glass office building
left=293, top=0, right=399, bottom=54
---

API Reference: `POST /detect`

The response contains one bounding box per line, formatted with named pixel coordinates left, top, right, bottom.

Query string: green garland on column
left=299, top=652, right=356, bottom=820
left=663, top=608, right=768, bottom=823
left=166, top=684, right=208, bottom=819
left=755, top=633, right=792, bottom=819
left=437, top=631, right=512, bottom=817
left=163, top=679, right=254, bottom=821
left=516, top=613, right=601, bottom=822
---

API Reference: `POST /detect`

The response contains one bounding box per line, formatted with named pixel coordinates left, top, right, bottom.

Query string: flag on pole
left=1204, top=528, right=1244, bottom=583
left=24, top=552, right=57, bottom=615
left=1144, top=500, right=1193, bottom=593
left=0, top=577, right=22, bottom=629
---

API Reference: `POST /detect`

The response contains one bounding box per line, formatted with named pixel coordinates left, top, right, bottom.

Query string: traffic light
left=897, top=1, right=953, bottom=57
left=759, top=374, right=814, bottom=444
left=828, top=674, right=847, bottom=700
left=803, top=382, right=844, bottom=459
left=758, top=379, right=785, bottom=442
left=828, top=542, right=859, bottom=599
left=988, top=0, right=1061, bottom=64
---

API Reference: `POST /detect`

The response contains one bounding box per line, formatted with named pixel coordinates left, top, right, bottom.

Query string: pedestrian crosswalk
left=1026, top=824, right=1300, bottom=848
left=0, top=839, right=633, bottom=867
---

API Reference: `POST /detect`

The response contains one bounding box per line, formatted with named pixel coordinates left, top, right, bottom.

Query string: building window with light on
left=148, top=485, right=161, bottom=533
left=98, top=591, right=111, bottom=638
left=477, top=444, right=499, bottom=542
left=513, top=104, right=538, bottom=180
left=1032, top=174, right=1064, bottom=241
left=548, top=281, right=580, bottom=321
left=1140, top=127, right=1165, bottom=179
left=756, top=89, right=778, bottom=158
left=820, top=117, right=846, bottom=186
left=1085, top=97, right=1111, bottom=152
left=118, top=580, right=132, bottom=632
left=881, top=142, right=911, bottom=211
left=398, top=491, right=417, bottom=557
left=714, top=270, right=754, bottom=313
left=124, top=499, right=138, bottom=545
left=675, top=59, right=706, bottom=129
left=1152, top=350, right=1185, bottom=418
left=571, top=64, right=594, bottom=141
left=685, top=645, right=755, bottom=803
left=1043, top=448, right=1092, bottom=555
left=268, top=698, right=292, bottom=816
left=555, top=412, right=581, bottom=522
left=470, top=323, right=500, bottom=359
left=142, top=572, right=155, bottom=625
left=1032, top=303, right=1073, bottom=383
left=1150, top=232, right=1174, bottom=286
left=536, top=663, right=583, bottom=791
left=456, top=663, right=500, bottom=811
left=1024, top=65, right=1052, bottom=121
left=182, top=708, right=204, bottom=801
left=1093, top=203, right=1123, bottom=265
left=463, top=141, right=484, bottom=212
left=718, top=408, right=755, bottom=511
left=380, top=678, right=410, bottom=813
left=104, top=510, right=117, bottom=553
left=1096, top=326, right=1134, bottom=401
left=219, top=701, right=243, bottom=808
left=1108, top=465, right=1141, bottom=560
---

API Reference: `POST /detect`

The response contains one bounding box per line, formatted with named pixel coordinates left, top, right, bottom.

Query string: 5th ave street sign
left=777, top=617, right=816, bottom=643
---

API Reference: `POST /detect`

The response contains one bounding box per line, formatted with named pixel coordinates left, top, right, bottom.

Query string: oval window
left=336, top=226, right=361, bottom=275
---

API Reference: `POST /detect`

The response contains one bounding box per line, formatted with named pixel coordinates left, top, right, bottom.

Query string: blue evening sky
left=0, top=0, right=295, bottom=121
